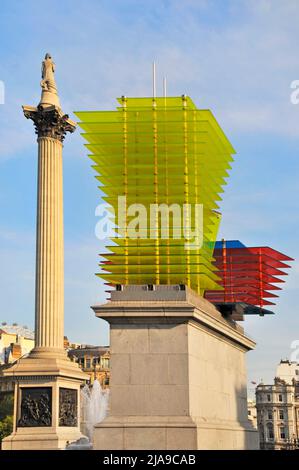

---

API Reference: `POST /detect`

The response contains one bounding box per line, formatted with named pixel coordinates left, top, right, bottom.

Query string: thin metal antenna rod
left=152, top=61, right=156, bottom=98
left=163, top=77, right=167, bottom=98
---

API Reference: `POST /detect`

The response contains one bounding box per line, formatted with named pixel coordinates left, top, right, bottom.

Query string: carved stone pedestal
left=2, top=351, right=87, bottom=450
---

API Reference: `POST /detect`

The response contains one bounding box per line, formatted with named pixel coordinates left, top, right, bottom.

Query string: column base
left=1, top=351, right=88, bottom=450
left=2, top=348, right=87, bottom=381
left=2, top=427, right=84, bottom=451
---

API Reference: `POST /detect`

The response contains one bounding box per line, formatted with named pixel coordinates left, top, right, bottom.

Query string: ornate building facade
left=256, top=361, right=299, bottom=450
left=68, top=346, right=110, bottom=388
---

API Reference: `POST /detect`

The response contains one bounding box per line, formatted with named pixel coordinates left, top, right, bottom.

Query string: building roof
left=0, top=324, right=34, bottom=340
left=68, top=346, right=109, bottom=358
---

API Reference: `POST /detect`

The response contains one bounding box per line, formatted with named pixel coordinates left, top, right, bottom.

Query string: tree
left=0, top=392, right=13, bottom=446
left=0, top=416, right=13, bottom=445
left=0, top=392, right=13, bottom=420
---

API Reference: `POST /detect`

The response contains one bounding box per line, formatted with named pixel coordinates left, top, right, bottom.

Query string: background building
left=63, top=336, right=81, bottom=350
left=276, top=359, right=299, bottom=385
left=256, top=360, right=299, bottom=450
left=247, top=399, right=257, bottom=429
left=0, top=323, right=34, bottom=366
left=0, top=323, right=34, bottom=395
left=68, top=346, right=110, bottom=388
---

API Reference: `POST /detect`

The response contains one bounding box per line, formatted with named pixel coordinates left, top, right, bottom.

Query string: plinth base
left=94, top=416, right=258, bottom=450
left=2, top=349, right=88, bottom=450
left=92, top=285, right=259, bottom=450
left=94, top=416, right=197, bottom=450
left=2, top=427, right=84, bottom=451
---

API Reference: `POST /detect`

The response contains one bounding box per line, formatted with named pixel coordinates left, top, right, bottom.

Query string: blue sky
left=0, top=0, right=299, bottom=388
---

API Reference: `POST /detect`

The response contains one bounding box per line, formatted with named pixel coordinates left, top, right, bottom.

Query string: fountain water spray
left=81, top=379, right=109, bottom=440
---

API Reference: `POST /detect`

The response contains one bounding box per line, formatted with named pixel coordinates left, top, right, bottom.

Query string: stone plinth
left=92, top=285, right=259, bottom=450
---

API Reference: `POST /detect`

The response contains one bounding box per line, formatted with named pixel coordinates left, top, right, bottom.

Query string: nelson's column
left=2, top=54, right=88, bottom=450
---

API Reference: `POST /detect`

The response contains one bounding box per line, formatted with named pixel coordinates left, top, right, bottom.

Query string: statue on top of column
left=41, top=53, right=57, bottom=93
left=23, top=53, right=76, bottom=140
left=39, top=53, right=61, bottom=109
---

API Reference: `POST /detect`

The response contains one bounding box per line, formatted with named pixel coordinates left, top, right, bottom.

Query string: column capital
left=23, top=104, right=76, bottom=142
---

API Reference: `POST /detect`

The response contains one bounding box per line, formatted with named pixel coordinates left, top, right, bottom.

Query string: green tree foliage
left=0, top=392, right=13, bottom=420
left=0, top=415, right=13, bottom=443
left=0, top=392, right=14, bottom=444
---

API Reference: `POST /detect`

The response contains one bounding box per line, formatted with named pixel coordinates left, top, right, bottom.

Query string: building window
left=92, top=358, right=98, bottom=367
left=248, top=410, right=251, bottom=416
left=101, top=357, right=109, bottom=369
left=268, top=411, right=273, bottom=420
left=296, top=370, right=299, bottom=376
left=280, top=427, right=286, bottom=440
left=278, top=394, right=283, bottom=402
left=267, top=423, right=274, bottom=440
left=86, top=359, right=91, bottom=369
left=279, top=410, right=284, bottom=420
left=267, top=394, right=271, bottom=402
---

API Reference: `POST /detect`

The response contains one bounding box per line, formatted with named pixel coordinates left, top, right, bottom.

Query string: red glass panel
left=204, top=243, right=292, bottom=309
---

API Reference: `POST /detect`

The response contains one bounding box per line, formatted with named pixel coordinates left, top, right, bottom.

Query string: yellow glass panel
left=74, top=96, right=235, bottom=295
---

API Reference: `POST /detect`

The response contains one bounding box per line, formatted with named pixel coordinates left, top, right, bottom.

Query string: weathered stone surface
left=92, top=285, right=259, bottom=450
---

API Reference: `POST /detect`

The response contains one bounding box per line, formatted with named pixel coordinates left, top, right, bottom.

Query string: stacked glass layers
left=75, top=96, right=235, bottom=295
left=204, top=240, right=293, bottom=308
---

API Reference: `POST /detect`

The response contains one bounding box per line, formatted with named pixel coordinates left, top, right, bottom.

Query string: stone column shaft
left=35, top=136, right=64, bottom=350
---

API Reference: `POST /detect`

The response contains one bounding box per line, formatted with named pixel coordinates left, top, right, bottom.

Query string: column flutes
left=35, top=136, right=64, bottom=349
